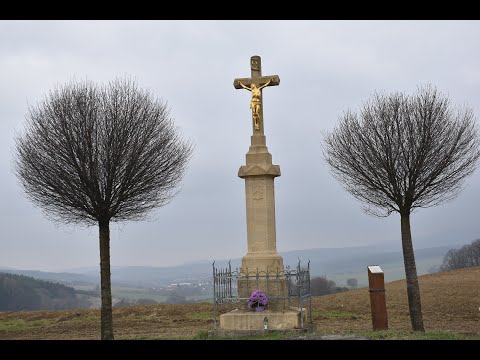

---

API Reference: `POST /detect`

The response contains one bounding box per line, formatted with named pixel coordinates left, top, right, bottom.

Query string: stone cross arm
left=233, top=75, right=280, bottom=89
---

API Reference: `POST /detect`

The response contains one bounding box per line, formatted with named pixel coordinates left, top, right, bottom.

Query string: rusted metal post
left=368, top=265, right=388, bottom=330
left=213, top=261, right=217, bottom=328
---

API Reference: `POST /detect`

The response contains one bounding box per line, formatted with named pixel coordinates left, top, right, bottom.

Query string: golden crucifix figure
left=233, top=55, right=280, bottom=134
left=236, top=78, right=274, bottom=130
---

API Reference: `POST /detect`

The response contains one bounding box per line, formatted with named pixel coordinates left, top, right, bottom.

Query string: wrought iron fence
left=212, top=260, right=312, bottom=328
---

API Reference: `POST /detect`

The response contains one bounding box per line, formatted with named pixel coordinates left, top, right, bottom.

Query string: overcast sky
left=1, top=20, right=479, bottom=271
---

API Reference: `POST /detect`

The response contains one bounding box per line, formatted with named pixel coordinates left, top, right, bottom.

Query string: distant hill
left=1, top=244, right=454, bottom=289
left=0, top=272, right=92, bottom=311
left=285, top=245, right=451, bottom=287
left=0, top=268, right=97, bottom=286
left=109, top=244, right=451, bottom=287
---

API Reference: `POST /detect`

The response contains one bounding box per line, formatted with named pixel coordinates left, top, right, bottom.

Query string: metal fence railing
left=212, top=260, right=312, bottom=328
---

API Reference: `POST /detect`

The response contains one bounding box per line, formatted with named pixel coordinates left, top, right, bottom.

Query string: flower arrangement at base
left=248, top=289, right=268, bottom=311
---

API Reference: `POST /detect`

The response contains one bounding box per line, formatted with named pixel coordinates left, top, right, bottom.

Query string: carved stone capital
left=238, top=164, right=281, bottom=178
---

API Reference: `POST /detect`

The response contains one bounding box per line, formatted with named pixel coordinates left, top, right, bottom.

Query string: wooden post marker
left=368, top=265, right=388, bottom=330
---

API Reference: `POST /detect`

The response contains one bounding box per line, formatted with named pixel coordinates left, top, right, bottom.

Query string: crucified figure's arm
left=237, top=80, right=251, bottom=91
left=258, top=78, right=274, bottom=90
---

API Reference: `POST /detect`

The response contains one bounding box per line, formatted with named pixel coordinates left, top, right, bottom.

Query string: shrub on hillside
left=310, top=276, right=349, bottom=296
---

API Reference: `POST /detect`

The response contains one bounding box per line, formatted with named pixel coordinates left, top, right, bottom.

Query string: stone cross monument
left=217, top=56, right=305, bottom=332
left=234, top=55, right=284, bottom=274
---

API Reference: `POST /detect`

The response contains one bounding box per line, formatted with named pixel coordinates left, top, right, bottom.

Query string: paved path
left=288, top=334, right=370, bottom=340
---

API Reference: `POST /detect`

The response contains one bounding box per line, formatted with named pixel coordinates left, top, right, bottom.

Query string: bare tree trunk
left=99, top=219, right=114, bottom=340
left=400, top=213, right=425, bottom=332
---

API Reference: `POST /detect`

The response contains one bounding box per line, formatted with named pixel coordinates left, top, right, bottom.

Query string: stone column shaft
left=238, top=134, right=284, bottom=273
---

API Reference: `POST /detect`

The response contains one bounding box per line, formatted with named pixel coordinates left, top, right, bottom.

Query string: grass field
left=111, top=287, right=168, bottom=303
left=0, top=266, right=478, bottom=340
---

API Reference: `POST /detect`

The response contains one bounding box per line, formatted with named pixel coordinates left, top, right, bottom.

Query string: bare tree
left=439, top=249, right=464, bottom=271
left=440, top=238, right=480, bottom=271
left=323, top=85, right=479, bottom=331
left=470, top=239, right=480, bottom=267
left=14, top=78, right=193, bottom=340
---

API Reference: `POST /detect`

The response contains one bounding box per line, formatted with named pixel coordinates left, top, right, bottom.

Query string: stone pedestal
left=219, top=308, right=306, bottom=331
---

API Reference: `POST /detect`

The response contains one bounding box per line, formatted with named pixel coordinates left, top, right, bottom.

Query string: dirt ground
left=0, top=267, right=478, bottom=339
